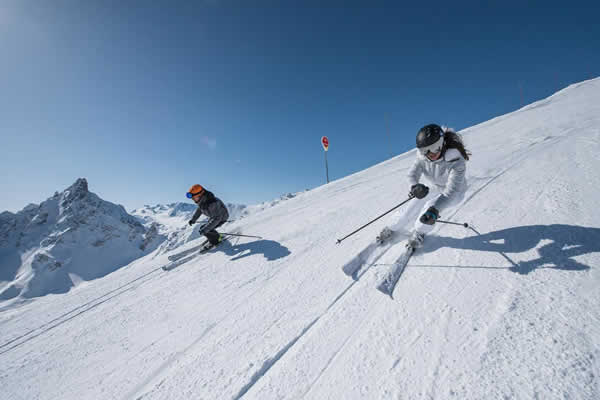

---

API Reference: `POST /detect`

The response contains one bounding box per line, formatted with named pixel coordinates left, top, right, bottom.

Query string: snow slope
left=1, top=78, right=599, bottom=399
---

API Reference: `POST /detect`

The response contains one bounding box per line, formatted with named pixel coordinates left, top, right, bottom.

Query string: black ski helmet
left=416, top=124, right=444, bottom=155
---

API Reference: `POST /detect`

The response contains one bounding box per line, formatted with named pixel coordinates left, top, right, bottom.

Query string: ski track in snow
left=231, top=243, right=394, bottom=399
left=127, top=271, right=288, bottom=398
left=121, top=234, right=326, bottom=399
left=125, top=322, right=217, bottom=400
left=298, top=295, right=387, bottom=399
left=0, top=266, right=164, bottom=355
left=131, top=232, right=397, bottom=400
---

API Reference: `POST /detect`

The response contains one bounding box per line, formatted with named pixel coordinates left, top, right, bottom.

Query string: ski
left=162, top=254, right=195, bottom=271
left=168, top=240, right=210, bottom=262
left=342, top=228, right=412, bottom=278
left=376, top=244, right=415, bottom=296
left=162, top=241, right=222, bottom=271
left=197, top=240, right=223, bottom=254
left=341, top=238, right=399, bottom=278
left=342, top=242, right=381, bottom=277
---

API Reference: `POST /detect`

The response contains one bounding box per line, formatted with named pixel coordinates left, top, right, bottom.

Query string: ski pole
left=336, top=194, right=415, bottom=244
left=437, top=219, right=469, bottom=228
left=222, top=232, right=263, bottom=239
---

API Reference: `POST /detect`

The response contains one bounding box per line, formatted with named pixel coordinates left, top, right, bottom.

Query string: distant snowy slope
left=0, top=178, right=163, bottom=300
left=132, top=203, right=198, bottom=229
left=1, top=78, right=599, bottom=400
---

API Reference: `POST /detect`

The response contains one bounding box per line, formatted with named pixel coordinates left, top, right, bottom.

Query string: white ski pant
left=413, top=186, right=467, bottom=236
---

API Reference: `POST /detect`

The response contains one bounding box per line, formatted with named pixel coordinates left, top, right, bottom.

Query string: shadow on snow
left=426, top=224, right=600, bottom=274
left=219, top=239, right=291, bottom=262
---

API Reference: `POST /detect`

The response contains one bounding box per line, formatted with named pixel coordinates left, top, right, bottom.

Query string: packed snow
left=1, top=78, right=599, bottom=399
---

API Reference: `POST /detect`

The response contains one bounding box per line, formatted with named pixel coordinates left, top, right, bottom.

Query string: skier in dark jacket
left=186, top=184, right=229, bottom=246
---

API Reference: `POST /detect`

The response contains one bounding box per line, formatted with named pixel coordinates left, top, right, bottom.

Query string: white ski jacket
left=407, top=147, right=467, bottom=211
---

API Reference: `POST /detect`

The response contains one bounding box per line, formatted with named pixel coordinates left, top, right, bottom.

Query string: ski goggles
left=186, top=191, right=203, bottom=199
left=418, top=136, right=444, bottom=156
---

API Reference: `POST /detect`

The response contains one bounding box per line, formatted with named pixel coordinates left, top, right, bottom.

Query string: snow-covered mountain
left=0, top=178, right=163, bottom=300
left=1, top=79, right=599, bottom=399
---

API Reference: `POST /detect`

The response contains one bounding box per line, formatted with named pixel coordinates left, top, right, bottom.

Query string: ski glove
left=420, top=207, right=439, bottom=225
left=188, top=220, right=194, bottom=226
left=410, top=183, right=429, bottom=199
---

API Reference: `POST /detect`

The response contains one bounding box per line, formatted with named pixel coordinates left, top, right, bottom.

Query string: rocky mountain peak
left=62, top=178, right=89, bottom=204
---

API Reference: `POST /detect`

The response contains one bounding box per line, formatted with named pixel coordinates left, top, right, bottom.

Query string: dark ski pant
left=200, top=214, right=228, bottom=245
left=204, top=221, right=225, bottom=245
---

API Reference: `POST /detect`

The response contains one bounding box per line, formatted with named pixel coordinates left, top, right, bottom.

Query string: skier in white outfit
left=405, top=124, right=470, bottom=248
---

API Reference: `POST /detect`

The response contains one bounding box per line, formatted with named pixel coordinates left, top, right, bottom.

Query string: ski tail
left=376, top=245, right=415, bottom=297
left=342, top=242, right=380, bottom=277
left=168, top=240, right=210, bottom=261
left=341, top=239, right=399, bottom=279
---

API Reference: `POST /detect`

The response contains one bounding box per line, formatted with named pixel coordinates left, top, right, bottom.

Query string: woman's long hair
left=442, top=128, right=471, bottom=161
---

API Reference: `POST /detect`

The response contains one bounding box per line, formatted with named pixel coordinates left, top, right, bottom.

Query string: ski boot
left=406, top=231, right=425, bottom=249
left=376, top=227, right=394, bottom=245
left=201, top=233, right=226, bottom=252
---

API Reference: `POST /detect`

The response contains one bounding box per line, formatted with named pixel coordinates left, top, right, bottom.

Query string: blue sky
left=1, top=0, right=599, bottom=213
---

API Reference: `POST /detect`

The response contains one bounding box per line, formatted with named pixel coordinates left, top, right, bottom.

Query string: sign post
left=321, top=136, right=330, bottom=184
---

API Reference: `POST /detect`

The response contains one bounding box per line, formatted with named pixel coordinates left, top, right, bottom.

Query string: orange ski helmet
left=186, top=184, right=205, bottom=198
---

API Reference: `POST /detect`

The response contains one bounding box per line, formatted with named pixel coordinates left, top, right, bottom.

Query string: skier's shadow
left=220, top=239, right=291, bottom=262
left=427, top=224, right=600, bottom=275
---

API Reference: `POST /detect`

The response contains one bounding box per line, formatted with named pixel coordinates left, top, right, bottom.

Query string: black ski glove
left=410, top=183, right=429, bottom=199
left=420, top=207, right=439, bottom=225
left=188, top=220, right=194, bottom=226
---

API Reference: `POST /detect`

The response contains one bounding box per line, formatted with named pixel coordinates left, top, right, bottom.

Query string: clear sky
left=2, top=0, right=599, bottom=213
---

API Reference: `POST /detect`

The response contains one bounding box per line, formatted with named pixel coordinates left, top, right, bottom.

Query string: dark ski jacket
left=190, top=190, right=229, bottom=231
